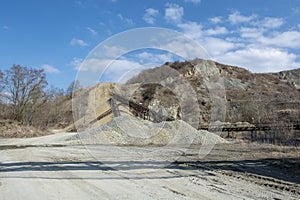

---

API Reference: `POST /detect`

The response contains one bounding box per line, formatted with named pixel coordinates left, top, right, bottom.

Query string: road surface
left=0, top=132, right=299, bottom=199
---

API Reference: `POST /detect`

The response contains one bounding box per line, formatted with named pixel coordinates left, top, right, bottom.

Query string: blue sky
left=1, top=0, right=300, bottom=89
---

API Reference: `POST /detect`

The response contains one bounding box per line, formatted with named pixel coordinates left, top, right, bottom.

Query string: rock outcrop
left=126, top=59, right=300, bottom=128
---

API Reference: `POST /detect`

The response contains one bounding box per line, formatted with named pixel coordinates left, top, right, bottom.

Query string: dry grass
left=0, top=120, right=51, bottom=138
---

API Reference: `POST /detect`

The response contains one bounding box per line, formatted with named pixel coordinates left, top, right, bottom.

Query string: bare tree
left=66, top=80, right=82, bottom=97
left=0, top=70, right=5, bottom=118
left=2, top=65, right=48, bottom=123
left=47, top=85, right=64, bottom=100
left=41, top=86, right=69, bottom=126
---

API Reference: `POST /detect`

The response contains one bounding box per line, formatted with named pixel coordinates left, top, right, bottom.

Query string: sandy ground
left=0, top=132, right=299, bottom=200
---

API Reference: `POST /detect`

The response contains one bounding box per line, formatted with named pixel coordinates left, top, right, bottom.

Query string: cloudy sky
left=0, top=0, right=299, bottom=88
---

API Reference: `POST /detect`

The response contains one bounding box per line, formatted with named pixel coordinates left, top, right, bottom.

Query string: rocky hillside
left=272, top=68, right=300, bottom=89
left=126, top=59, right=300, bottom=128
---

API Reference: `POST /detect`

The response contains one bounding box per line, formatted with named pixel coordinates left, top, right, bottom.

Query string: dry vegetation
left=0, top=119, right=51, bottom=138
left=0, top=65, right=75, bottom=137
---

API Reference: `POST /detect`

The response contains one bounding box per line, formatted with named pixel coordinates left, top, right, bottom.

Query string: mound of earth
left=0, top=120, right=51, bottom=138
left=73, top=116, right=227, bottom=146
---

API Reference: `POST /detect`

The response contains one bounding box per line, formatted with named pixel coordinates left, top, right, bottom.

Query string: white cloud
left=117, top=14, right=133, bottom=25
left=41, top=64, right=61, bottom=74
left=158, top=39, right=208, bottom=59
left=100, top=45, right=127, bottom=58
left=238, top=18, right=284, bottom=39
left=87, top=27, right=97, bottom=35
left=205, top=26, right=228, bottom=35
left=165, top=3, right=184, bottom=23
left=70, top=38, right=88, bottom=46
left=260, top=17, right=284, bottom=29
left=177, top=21, right=234, bottom=58
left=143, top=8, right=159, bottom=24
left=184, top=0, right=201, bottom=4
left=171, top=11, right=300, bottom=73
left=136, top=52, right=175, bottom=64
left=68, top=57, right=83, bottom=70
left=215, top=47, right=299, bottom=72
left=239, top=27, right=264, bottom=38
left=203, top=37, right=237, bottom=57
left=78, top=58, right=145, bottom=82
left=209, top=16, right=223, bottom=24
left=258, top=31, right=300, bottom=48
left=175, top=10, right=300, bottom=73
left=178, top=21, right=203, bottom=40
left=228, top=11, right=256, bottom=24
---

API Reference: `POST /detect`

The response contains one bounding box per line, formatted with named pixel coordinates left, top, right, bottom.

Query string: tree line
left=0, top=64, right=81, bottom=128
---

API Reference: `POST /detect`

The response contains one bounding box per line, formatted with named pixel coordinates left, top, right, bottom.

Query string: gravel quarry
left=0, top=117, right=299, bottom=200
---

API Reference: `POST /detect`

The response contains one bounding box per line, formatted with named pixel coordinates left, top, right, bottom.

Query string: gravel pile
left=74, top=116, right=227, bottom=146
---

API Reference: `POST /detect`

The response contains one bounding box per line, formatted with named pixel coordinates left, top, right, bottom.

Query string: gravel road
left=0, top=132, right=299, bottom=200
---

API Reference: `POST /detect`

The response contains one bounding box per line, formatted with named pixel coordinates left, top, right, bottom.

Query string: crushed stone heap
left=74, top=115, right=227, bottom=146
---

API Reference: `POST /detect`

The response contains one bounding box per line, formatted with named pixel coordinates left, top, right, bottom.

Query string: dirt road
left=0, top=132, right=299, bottom=199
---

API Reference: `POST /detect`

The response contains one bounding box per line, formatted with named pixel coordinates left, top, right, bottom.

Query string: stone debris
left=74, top=115, right=227, bottom=146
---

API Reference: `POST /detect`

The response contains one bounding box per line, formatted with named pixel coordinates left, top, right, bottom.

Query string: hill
left=127, top=59, right=300, bottom=124
left=125, top=59, right=300, bottom=144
